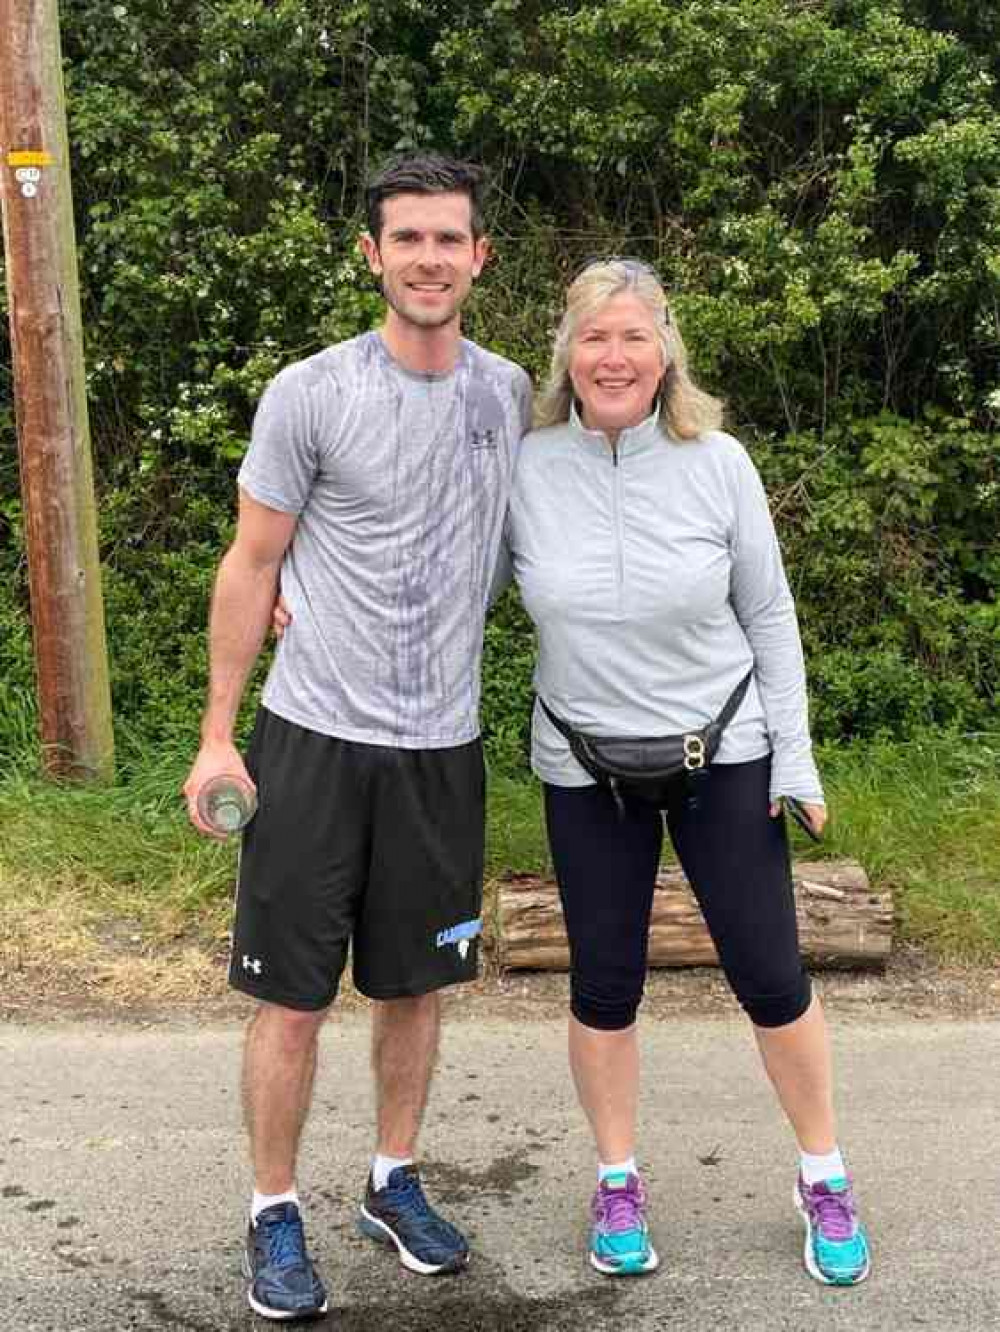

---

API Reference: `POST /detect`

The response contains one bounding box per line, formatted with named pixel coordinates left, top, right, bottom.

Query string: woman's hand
left=272, top=593, right=292, bottom=639
left=769, top=798, right=827, bottom=837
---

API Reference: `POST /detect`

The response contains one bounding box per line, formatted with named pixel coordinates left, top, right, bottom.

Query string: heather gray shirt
left=503, top=409, right=824, bottom=803
left=239, top=332, right=532, bottom=747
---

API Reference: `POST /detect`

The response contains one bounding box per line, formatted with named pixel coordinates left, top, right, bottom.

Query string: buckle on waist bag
left=683, top=734, right=706, bottom=771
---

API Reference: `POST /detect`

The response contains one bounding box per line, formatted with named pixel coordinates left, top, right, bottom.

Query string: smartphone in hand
left=783, top=795, right=823, bottom=843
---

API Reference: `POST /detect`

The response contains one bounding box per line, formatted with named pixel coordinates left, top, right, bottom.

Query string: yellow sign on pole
left=7, top=149, right=54, bottom=166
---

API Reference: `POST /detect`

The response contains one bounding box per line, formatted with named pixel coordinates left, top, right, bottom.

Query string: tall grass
left=1, top=729, right=998, bottom=963
left=0, top=687, right=41, bottom=773
left=818, top=734, right=1000, bottom=962
left=0, top=729, right=236, bottom=919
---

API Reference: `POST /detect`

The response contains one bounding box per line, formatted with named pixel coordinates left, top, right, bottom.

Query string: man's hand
left=272, top=593, right=292, bottom=639
left=769, top=797, right=827, bottom=837
left=183, top=740, right=256, bottom=839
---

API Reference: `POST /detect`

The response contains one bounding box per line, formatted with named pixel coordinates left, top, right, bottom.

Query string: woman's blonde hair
left=535, top=260, right=724, bottom=439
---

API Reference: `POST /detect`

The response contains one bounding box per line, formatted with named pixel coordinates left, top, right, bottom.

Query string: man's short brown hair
left=365, top=153, right=488, bottom=241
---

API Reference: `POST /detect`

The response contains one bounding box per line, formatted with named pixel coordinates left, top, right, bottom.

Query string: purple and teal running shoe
left=794, top=1174, right=871, bottom=1286
left=589, top=1172, right=659, bottom=1276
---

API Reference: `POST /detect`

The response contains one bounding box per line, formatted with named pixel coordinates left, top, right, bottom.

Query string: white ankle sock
left=372, top=1153, right=413, bottom=1191
left=598, top=1157, right=637, bottom=1183
left=800, top=1147, right=846, bottom=1186
left=251, top=1188, right=299, bottom=1223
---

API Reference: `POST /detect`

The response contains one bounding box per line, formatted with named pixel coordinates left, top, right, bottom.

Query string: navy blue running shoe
left=243, top=1201, right=329, bottom=1321
left=358, top=1165, right=469, bottom=1275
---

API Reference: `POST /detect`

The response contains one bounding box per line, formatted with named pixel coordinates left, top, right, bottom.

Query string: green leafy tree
left=0, top=0, right=996, bottom=765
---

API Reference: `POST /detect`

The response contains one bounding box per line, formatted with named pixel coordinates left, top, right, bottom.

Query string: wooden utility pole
left=0, top=0, right=114, bottom=779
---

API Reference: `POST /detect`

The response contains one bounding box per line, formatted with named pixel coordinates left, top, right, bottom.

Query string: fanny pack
left=538, top=672, right=752, bottom=813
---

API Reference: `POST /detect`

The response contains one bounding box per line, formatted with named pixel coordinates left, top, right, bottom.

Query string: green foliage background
left=1, top=0, right=997, bottom=772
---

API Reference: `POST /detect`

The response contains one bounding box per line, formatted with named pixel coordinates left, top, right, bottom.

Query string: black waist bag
left=539, top=672, right=752, bottom=813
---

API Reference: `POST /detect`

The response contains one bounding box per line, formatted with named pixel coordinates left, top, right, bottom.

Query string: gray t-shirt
left=239, top=331, right=532, bottom=747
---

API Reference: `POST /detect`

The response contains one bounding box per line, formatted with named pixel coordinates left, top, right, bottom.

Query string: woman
left=503, top=259, right=869, bottom=1285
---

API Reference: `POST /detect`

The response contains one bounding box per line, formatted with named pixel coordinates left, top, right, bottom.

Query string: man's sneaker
left=589, top=1172, right=659, bottom=1276
left=243, top=1201, right=329, bottom=1321
left=794, top=1174, right=871, bottom=1286
left=358, top=1165, right=469, bottom=1275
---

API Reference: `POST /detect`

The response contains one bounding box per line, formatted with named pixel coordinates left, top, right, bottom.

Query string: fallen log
left=497, top=859, right=892, bottom=972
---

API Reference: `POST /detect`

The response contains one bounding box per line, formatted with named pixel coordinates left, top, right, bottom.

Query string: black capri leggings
left=543, top=757, right=812, bottom=1032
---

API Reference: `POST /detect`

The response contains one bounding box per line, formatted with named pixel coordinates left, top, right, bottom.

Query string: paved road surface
left=2, top=1014, right=997, bottom=1330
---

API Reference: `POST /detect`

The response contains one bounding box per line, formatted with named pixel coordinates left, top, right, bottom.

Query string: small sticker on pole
left=8, top=150, right=53, bottom=197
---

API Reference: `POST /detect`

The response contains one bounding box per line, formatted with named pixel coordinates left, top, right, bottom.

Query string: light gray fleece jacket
left=499, top=407, right=824, bottom=804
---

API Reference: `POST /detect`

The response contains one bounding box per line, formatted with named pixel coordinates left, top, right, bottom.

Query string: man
left=184, top=153, right=532, bottom=1321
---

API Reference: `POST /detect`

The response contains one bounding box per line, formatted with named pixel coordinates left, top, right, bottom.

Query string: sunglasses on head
left=573, top=255, right=660, bottom=280
left=571, top=255, right=671, bottom=320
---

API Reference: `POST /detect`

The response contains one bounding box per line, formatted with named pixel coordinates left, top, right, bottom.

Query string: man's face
left=361, top=192, right=488, bottom=331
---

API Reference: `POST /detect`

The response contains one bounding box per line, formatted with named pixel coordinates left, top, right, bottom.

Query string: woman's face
left=568, top=291, right=665, bottom=436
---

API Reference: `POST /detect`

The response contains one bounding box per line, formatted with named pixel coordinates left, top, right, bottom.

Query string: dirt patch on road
left=0, top=880, right=231, bottom=1019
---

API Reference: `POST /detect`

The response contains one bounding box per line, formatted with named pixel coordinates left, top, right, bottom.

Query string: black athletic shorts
left=229, top=708, right=486, bottom=1010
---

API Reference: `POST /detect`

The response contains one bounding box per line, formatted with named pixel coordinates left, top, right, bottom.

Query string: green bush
left=0, top=0, right=996, bottom=772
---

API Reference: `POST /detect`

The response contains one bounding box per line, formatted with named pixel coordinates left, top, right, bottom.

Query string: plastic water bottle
left=196, top=775, right=258, bottom=835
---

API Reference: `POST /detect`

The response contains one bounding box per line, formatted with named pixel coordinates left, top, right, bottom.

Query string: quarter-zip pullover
left=503, top=408, right=824, bottom=803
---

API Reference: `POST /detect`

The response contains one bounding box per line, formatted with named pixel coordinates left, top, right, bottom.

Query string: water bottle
left=196, top=775, right=258, bottom=835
